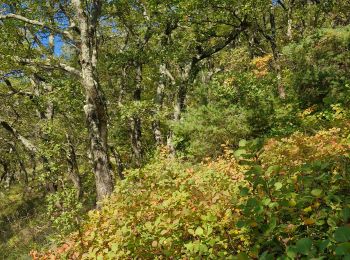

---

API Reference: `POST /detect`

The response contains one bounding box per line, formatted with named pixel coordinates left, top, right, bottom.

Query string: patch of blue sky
left=32, top=30, right=63, bottom=56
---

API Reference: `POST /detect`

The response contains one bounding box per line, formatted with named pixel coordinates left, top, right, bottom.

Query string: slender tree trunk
left=110, top=146, right=124, bottom=180
left=118, top=67, right=127, bottom=107
left=167, top=65, right=193, bottom=155
left=152, top=65, right=166, bottom=147
left=287, top=7, right=293, bottom=41
left=166, top=84, right=187, bottom=155
left=130, top=63, right=143, bottom=167
left=269, top=5, right=286, bottom=99
left=73, top=0, right=114, bottom=202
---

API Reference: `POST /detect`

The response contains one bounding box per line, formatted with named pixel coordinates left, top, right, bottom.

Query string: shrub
left=36, top=125, right=350, bottom=259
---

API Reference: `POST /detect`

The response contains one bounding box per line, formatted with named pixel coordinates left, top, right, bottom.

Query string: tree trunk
left=66, top=134, right=82, bottom=199
left=110, top=146, right=124, bottom=180
left=130, top=63, right=143, bottom=167
left=167, top=65, right=192, bottom=155
left=152, top=66, right=165, bottom=147
left=287, top=7, right=293, bottom=41
left=269, top=5, right=286, bottom=99
left=73, top=0, right=114, bottom=202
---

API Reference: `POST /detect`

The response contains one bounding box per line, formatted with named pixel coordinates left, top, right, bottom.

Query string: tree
left=0, top=0, right=113, bottom=201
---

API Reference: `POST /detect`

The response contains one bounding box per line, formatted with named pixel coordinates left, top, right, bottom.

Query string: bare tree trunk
left=72, top=0, right=114, bottom=202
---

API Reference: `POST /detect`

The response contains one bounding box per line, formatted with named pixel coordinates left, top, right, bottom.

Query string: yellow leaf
left=304, top=218, right=315, bottom=225
left=303, top=206, right=312, bottom=213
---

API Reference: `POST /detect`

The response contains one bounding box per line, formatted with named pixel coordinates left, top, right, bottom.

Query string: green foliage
left=236, top=126, right=350, bottom=259
left=173, top=104, right=251, bottom=159
left=40, top=152, right=249, bottom=258
left=282, top=26, right=350, bottom=107
left=46, top=187, right=83, bottom=238
left=34, top=124, right=350, bottom=259
left=0, top=185, right=52, bottom=259
left=1, top=0, right=350, bottom=258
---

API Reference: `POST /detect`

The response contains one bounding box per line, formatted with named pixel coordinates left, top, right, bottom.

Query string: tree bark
left=72, top=0, right=114, bottom=202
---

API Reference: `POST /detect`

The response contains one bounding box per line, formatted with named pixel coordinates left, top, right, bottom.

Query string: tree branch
left=0, top=77, right=35, bottom=98
left=0, top=13, right=76, bottom=43
left=0, top=117, right=38, bottom=155
left=193, top=22, right=248, bottom=64
left=16, top=57, right=81, bottom=77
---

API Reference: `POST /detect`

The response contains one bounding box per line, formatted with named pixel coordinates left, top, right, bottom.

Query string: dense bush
left=282, top=26, right=350, bottom=107
left=34, top=123, right=350, bottom=259
left=173, top=104, right=251, bottom=159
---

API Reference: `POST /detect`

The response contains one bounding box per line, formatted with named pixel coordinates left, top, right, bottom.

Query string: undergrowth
left=33, top=122, right=350, bottom=259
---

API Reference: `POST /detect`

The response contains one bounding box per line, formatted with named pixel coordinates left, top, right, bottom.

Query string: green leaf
left=235, top=252, right=249, bottom=260
left=236, top=220, right=246, bottom=228
left=199, top=243, right=208, bottom=253
left=311, top=189, right=323, bottom=197
left=265, top=217, right=277, bottom=234
left=335, top=242, right=350, bottom=256
left=274, top=182, right=283, bottom=191
left=110, top=243, right=118, bottom=253
left=185, top=242, right=194, bottom=252
left=206, top=214, right=217, bottom=222
left=266, top=165, right=280, bottom=175
left=335, top=226, right=350, bottom=242
left=259, top=251, right=274, bottom=260
left=239, top=139, right=247, bottom=147
left=343, top=208, right=350, bottom=222
left=195, top=226, right=204, bottom=236
left=286, top=246, right=297, bottom=258
left=295, top=238, right=313, bottom=255
left=246, top=165, right=263, bottom=175
left=317, top=239, right=330, bottom=253
left=240, top=187, right=250, bottom=196
left=234, top=149, right=246, bottom=158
